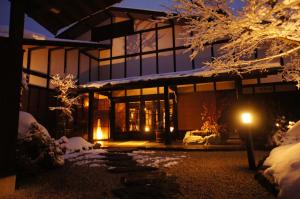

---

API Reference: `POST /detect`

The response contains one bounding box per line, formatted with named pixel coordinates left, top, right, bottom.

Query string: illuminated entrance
left=114, top=98, right=175, bottom=140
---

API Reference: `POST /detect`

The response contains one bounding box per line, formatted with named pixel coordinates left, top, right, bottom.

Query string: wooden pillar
left=235, top=78, right=242, bottom=101
left=88, top=92, right=94, bottom=142
left=140, top=100, right=145, bottom=133
left=109, top=97, right=115, bottom=140
left=164, top=85, right=171, bottom=145
left=0, top=0, right=25, bottom=195
left=173, top=90, right=179, bottom=139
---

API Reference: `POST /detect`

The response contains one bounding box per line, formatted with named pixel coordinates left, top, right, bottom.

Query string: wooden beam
left=173, top=88, right=179, bottom=138
left=109, top=96, right=115, bottom=140
left=139, top=32, right=142, bottom=76
left=0, top=0, right=24, bottom=194
left=88, top=92, right=94, bottom=142
left=22, top=38, right=110, bottom=49
left=171, top=22, right=176, bottom=72
left=164, top=85, right=171, bottom=145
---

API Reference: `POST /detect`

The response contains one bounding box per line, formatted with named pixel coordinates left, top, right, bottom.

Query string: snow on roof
left=0, top=25, right=107, bottom=47
left=81, top=65, right=282, bottom=89
left=81, top=67, right=227, bottom=89
left=0, top=25, right=46, bottom=40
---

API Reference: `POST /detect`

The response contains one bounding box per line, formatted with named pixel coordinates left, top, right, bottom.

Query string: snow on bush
left=57, top=136, right=94, bottom=153
left=263, top=120, right=300, bottom=199
left=183, top=130, right=220, bottom=145
left=271, top=120, right=299, bottom=146
left=18, top=111, right=50, bottom=139
left=264, top=143, right=300, bottom=199
left=17, top=111, right=64, bottom=173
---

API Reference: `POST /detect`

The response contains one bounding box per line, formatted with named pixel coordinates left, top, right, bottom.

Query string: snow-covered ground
left=128, top=150, right=186, bottom=168
left=64, top=149, right=107, bottom=168
left=263, top=120, right=300, bottom=199
left=63, top=148, right=186, bottom=169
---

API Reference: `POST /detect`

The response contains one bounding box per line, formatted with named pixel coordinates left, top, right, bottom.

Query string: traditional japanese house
left=10, top=7, right=300, bottom=144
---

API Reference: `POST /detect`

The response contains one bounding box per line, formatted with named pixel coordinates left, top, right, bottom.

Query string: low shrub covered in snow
left=263, top=120, right=300, bottom=199
left=56, top=136, right=94, bottom=153
left=183, top=130, right=220, bottom=145
left=17, top=111, right=64, bottom=174
left=268, top=116, right=297, bottom=147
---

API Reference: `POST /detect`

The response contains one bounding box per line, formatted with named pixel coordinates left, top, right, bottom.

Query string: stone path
left=104, top=149, right=181, bottom=199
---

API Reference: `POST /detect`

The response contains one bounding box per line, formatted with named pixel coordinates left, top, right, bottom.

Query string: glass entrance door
left=114, top=99, right=174, bottom=140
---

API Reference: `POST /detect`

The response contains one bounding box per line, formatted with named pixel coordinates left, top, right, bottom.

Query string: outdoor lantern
left=241, top=112, right=253, bottom=124
left=240, top=111, right=256, bottom=170
left=145, top=126, right=150, bottom=132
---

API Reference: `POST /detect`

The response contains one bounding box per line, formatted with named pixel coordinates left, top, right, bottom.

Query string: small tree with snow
left=163, top=0, right=300, bottom=85
left=49, top=74, right=81, bottom=136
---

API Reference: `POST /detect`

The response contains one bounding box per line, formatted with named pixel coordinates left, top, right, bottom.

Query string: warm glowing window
left=129, top=102, right=140, bottom=132
left=115, top=103, right=126, bottom=133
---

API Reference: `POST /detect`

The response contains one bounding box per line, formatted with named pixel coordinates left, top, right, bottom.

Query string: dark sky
left=0, top=0, right=243, bottom=38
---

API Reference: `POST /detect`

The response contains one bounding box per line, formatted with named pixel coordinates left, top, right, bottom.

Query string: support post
left=88, top=92, right=94, bottom=142
left=235, top=78, right=242, bottom=101
left=164, top=85, right=171, bottom=145
left=245, top=128, right=256, bottom=170
left=173, top=98, right=178, bottom=138
left=0, top=0, right=25, bottom=196
left=109, top=98, right=115, bottom=140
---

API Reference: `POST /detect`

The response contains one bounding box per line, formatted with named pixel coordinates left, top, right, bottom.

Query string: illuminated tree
left=49, top=74, right=80, bottom=122
left=163, top=0, right=300, bottom=85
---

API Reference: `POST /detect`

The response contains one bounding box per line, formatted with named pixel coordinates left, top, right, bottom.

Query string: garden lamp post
left=241, top=112, right=256, bottom=170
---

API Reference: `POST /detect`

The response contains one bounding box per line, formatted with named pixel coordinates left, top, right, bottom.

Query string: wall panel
left=79, top=53, right=89, bottom=84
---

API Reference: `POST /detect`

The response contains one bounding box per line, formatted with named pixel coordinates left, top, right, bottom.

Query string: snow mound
left=264, top=142, right=300, bottom=199
left=272, top=120, right=300, bottom=146
left=0, top=25, right=46, bottom=40
left=18, top=111, right=50, bottom=139
left=286, top=120, right=300, bottom=137
left=17, top=111, right=64, bottom=169
left=183, top=131, right=220, bottom=145
left=59, top=137, right=94, bottom=153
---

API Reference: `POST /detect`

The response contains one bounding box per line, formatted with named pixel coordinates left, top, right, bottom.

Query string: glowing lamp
left=83, top=98, right=89, bottom=108
left=241, top=112, right=253, bottom=124
left=95, top=119, right=103, bottom=140
left=170, top=126, right=174, bottom=132
left=145, top=126, right=150, bottom=132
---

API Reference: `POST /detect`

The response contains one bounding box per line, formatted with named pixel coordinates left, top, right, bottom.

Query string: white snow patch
left=264, top=142, right=300, bottom=199
left=263, top=121, right=300, bottom=198
left=129, top=150, right=184, bottom=168
left=59, top=137, right=94, bottom=153
left=18, top=111, right=50, bottom=139
left=131, top=150, right=156, bottom=154
left=64, top=149, right=107, bottom=161
left=0, top=25, right=46, bottom=40
left=108, top=166, right=116, bottom=170
left=64, top=147, right=107, bottom=167
left=89, top=163, right=102, bottom=168
left=163, top=161, right=179, bottom=168
left=183, top=130, right=219, bottom=145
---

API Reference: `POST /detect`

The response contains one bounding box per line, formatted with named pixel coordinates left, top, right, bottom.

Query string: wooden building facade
left=60, top=7, right=300, bottom=143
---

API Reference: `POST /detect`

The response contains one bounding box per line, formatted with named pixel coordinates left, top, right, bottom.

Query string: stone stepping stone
left=108, top=165, right=157, bottom=173
left=107, top=148, right=136, bottom=153
left=104, top=153, right=133, bottom=161
left=106, top=160, right=137, bottom=167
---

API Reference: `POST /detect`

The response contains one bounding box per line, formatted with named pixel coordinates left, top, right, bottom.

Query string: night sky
left=0, top=0, right=243, bottom=37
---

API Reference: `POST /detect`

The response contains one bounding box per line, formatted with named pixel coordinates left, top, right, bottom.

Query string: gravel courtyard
left=2, top=150, right=275, bottom=199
